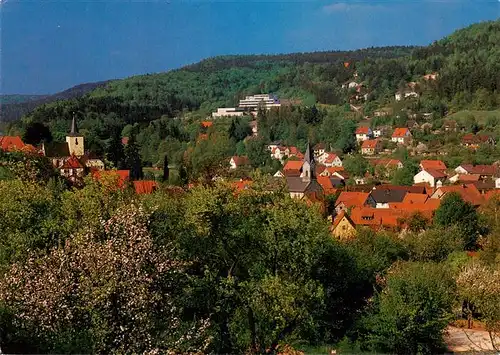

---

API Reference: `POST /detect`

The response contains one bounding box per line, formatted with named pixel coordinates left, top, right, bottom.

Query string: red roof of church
left=283, top=160, right=303, bottom=171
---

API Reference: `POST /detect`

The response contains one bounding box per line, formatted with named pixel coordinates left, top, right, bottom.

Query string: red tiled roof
left=284, top=160, right=303, bottom=171
left=61, top=155, right=84, bottom=169
left=433, top=184, right=484, bottom=206
left=356, top=127, right=370, bottom=135
left=232, top=179, right=252, bottom=192
left=324, top=153, right=339, bottom=164
left=133, top=180, right=158, bottom=194
left=335, top=192, right=369, bottom=208
left=201, top=121, right=213, bottom=128
left=425, top=169, right=447, bottom=179
left=316, top=176, right=336, bottom=195
left=392, top=127, right=410, bottom=138
left=361, top=139, right=379, bottom=149
left=455, top=174, right=481, bottom=182
left=350, top=207, right=403, bottom=228
left=467, top=165, right=497, bottom=176
left=0, top=136, right=26, bottom=151
left=402, top=193, right=428, bottom=204
left=420, top=160, right=447, bottom=171
left=371, top=159, right=402, bottom=168
left=462, top=134, right=493, bottom=144
left=288, top=146, right=301, bottom=155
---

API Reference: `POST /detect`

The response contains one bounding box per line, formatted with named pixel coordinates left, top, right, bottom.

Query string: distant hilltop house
left=461, top=133, right=496, bottom=150
left=355, top=127, right=373, bottom=142
left=391, top=127, right=412, bottom=145
left=395, top=83, right=420, bottom=101
left=212, top=94, right=281, bottom=118
left=422, top=72, right=439, bottom=81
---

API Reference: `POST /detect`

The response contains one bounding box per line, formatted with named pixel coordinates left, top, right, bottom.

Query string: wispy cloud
left=322, top=2, right=386, bottom=14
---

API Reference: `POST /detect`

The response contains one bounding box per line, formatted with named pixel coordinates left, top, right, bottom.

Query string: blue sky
left=1, top=0, right=499, bottom=94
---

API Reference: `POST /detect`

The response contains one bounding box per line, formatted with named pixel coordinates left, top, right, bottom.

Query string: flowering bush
left=0, top=205, right=211, bottom=354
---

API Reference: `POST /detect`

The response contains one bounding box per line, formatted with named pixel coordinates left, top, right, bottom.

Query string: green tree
left=162, top=154, right=169, bottom=182
left=124, top=133, right=143, bottom=180
left=360, top=262, right=456, bottom=354
left=106, top=128, right=125, bottom=169
left=246, top=137, right=271, bottom=169
left=22, top=121, right=53, bottom=145
left=343, top=154, right=370, bottom=177
left=434, top=192, right=479, bottom=250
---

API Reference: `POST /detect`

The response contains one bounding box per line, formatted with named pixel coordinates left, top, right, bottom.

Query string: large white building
left=238, top=94, right=281, bottom=109
left=212, top=94, right=281, bottom=118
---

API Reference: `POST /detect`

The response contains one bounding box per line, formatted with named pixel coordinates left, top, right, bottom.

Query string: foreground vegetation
left=0, top=152, right=499, bottom=353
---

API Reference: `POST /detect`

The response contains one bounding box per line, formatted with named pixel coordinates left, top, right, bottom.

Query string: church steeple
left=66, top=114, right=84, bottom=156
left=69, top=114, right=78, bottom=136
left=302, top=141, right=316, bottom=182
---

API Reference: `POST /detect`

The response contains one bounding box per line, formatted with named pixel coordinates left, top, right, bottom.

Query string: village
left=2, top=89, right=499, bottom=240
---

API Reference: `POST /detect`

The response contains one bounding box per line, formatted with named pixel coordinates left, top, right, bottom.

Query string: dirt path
left=445, top=326, right=499, bottom=353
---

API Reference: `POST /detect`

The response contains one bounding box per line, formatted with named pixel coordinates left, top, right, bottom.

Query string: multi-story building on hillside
left=238, top=94, right=281, bottom=109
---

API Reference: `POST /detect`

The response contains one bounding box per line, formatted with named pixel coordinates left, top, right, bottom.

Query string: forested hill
left=6, top=19, right=500, bottom=165
left=183, top=46, right=415, bottom=72
left=0, top=81, right=112, bottom=122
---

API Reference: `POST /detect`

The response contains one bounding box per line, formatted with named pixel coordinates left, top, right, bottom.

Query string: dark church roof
left=286, top=177, right=311, bottom=193
left=43, top=142, right=70, bottom=158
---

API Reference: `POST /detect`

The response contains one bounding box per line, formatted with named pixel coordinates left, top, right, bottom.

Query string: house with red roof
left=313, top=143, right=326, bottom=157
left=133, top=180, right=159, bottom=194
left=229, top=156, right=250, bottom=170
left=331, top=210, right=356, bottom=240
left=419, top=160, right=447, bottom=171
left=361, top=139, right=381, bottom=155
left=455, top=164, right=498, bottom=179
left=350, top=206, right=405, bottom=231
left=334, top=191, right=372, bottom=214
left=391, top=128, right=412, bottom=145
left=60, top=155, right=85, bottom=183
left=461, top=134, right=495, bottom=150
left=355, top=127, right=373, bottom=142
left=283, top=160, right=304, bottom=177
left=413, top=169, right=447, bottom=188
left=319, top=166, right=345, bottom=178
left=449, top=174, right=481, bottom=184
left=317, top=152, right=342, bottom=167
left=0, top=136, right=32, bottom=152
left=430, top=184, right=484, bottom=206
left=201, top=121, right=213, bottom=128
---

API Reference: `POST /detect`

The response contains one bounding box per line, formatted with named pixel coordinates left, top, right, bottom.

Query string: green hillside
left=5, top=19, right=500, bottom=168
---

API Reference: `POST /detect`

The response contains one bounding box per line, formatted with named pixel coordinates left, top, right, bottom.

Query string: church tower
left=66, top=115, right=84, bottom=156
left=301, top=142, right=315, bottom=182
